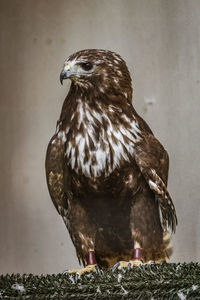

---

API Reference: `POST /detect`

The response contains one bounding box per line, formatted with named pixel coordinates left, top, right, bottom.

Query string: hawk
left=45, top=49, right=177, bottom=274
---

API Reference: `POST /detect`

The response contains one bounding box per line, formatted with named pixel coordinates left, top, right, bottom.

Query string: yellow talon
left=128, top=259, right=144, bottom=268
left=112, top=259, right=143, bottom=272
left=66, top=264, right=98, bottom=277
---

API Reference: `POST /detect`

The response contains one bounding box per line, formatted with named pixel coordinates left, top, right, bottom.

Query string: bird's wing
left=45, top=134, right=69, bottom=227
left=134, top=133, right=177, bottom=233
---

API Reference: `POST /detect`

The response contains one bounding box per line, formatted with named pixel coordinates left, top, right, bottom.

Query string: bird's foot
left=112, top=259, right=143, bottom=272
left=63, top=264, right=102, bottom=278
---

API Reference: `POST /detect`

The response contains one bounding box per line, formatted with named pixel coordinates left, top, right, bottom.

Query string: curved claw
left=95, top=265, right=103, bottom=275
left=112, top=260, right=143, bottom=272
left=128, top=262, right=132, bottom=271
left=62, top=270, right=79, bottom=283
left=75, top=273, right=79, bottom=283
left=147, top=260, right=155, bottom=264
left=69, top=273, right=79, bottom=284
left=112, top=262, right=120, bottom=273
left=63, top=264, right=101, bottom=277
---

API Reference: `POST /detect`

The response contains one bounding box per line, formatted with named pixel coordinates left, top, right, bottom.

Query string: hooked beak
left=59, top=69, right=73, bottom=85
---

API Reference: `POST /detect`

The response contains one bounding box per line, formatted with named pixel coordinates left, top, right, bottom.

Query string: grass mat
left=0, top=263, right=200, bottom=299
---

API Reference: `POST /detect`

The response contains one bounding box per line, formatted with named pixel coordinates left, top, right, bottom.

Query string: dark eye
left=79, top=62, right=93, bottom=71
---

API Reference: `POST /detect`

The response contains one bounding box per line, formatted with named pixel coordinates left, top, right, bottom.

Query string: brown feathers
left=45, top=49, right=177, bottom=267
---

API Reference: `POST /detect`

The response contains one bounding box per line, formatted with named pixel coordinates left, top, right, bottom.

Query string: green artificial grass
left=0, top=263, right=200, bottom=299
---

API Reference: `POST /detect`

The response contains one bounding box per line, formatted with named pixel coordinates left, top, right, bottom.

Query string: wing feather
left=134, top=133, right=177, bottom=233
left=45, top=135, right=69, bottom=227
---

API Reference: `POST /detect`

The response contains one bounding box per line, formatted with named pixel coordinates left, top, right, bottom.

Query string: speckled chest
left=54, top=101, right=141, bottom=178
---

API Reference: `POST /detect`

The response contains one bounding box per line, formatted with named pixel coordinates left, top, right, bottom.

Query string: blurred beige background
left=1, top=0, right=200, bottom=274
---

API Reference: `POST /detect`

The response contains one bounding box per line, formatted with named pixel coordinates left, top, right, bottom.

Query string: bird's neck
left=60, top=83, right=133, bottom=122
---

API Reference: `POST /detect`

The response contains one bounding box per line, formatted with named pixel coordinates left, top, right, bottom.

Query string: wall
left=0, top=0, right=200, bottom=274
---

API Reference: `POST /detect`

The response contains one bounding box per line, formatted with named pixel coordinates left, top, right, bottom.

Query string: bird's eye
left=79, top=62, right=93, bottom=71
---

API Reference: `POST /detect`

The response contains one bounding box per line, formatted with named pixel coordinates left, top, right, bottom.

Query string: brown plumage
left=45, top=49, right=177, bottom=269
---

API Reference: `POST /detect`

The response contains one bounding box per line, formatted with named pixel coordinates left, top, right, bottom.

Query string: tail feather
left=148, top=168, right=177, bottom=233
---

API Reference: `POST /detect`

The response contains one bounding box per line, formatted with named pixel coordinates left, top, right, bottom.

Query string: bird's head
left=60, top=49, right=133, bottom=100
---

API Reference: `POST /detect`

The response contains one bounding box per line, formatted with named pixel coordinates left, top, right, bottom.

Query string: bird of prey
left=45, top=49, right=177, bottom=275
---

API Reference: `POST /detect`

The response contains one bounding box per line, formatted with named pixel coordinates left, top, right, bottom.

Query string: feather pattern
left=45, top=49, right=177, bottom=268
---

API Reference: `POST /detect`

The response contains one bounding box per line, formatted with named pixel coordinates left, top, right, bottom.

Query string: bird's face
left=60, top=49, right=132, bottom=97
left=60, top=59, right=95, bottom=86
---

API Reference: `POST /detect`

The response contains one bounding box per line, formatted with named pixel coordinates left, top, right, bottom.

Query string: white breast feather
left=58, top=103, right=141, bottom=177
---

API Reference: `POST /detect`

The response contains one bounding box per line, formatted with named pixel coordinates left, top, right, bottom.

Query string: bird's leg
left=127, top=241, right=144, bottom=269
left=132, top=241, right=143, bottom=262
left=112, top=241, right=143, bottom=272
left=65, top=231, right=101, bottom=277
left=87, top=249, right=97, bottom=265
left=66, top=248, right=101, bottom=277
